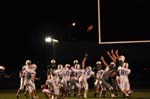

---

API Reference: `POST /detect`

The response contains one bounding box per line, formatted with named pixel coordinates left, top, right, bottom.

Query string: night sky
left=0, top=0, right=150, bottom=71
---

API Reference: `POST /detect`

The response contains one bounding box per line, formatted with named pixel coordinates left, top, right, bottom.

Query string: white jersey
left=118, top=66, right=131, bottom=76
left=71, top=67, right=82, bottom=80
left=54, top=69, right=63, bottom=81
left=80, top=69, right=95, bottom=79
left=78, top=69, right=94, bottom=91
left=81, top=69, right=94, bottom=79
left=61, top=68, right=72, bottom=81
left=17, top=65, right=28, bottom=90
left=46, top=79, right=61, bottom=95
left=23, top=68, right=36, bottom=91
left=46, top=79, right=61, bottom=89
left=24, top=68, right=36, bottom=81
left=118, top=66, right=131, bottom=91
left=96, top=69, right=104, bottom=80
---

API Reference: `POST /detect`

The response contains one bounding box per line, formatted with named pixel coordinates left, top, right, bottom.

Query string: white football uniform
left=18, top=65, right=28, bottom=90
left=118, top=66, right=131, bottom=91
left=61, top=68, right=72, bottom=83
left=79, top=69, right=95, bottom=90
left=95, top=69, right=104, bottom=86
left=46, top=79, right=62, bottom=95
left=24, top=68, right=36, bottom=93
left=54, top=69, right=63, bottom=81
left=70, top=67, right=82, bottom=88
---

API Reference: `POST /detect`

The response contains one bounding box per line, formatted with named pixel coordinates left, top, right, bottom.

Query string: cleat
left=115, top=93, right=120, bottom=97
left=33, top=95, right=39, bottom=99
left=24, top=93, right=28, bottom=98
left=94, top=93, right=99, bottom=97
left=128, top=91, right=133, bottom=96
left=94, top=93, right=96, bottom=97
left=16, top=95, right=19, bottom=99
left=74, top=93, right=76, bottom=97
left=111, top=94, right=116, bottom=98
left=100, top=95, right=106, bottom=98
left=77, top=94, right=82, bottom=98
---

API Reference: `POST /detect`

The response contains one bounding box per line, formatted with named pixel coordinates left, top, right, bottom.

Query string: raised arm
left=111, top=49, right=117, bottom=60
left=106, top=50, right=116, bottom=62
left=115, top=49, right=120, bottom=59
left=100, top=56, right=109, bottom=67
left=82, top=53, right=88, bottom=69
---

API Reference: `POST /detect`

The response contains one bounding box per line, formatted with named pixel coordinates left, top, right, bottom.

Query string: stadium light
left=45, top=36, right=59, bottom=59
left=45, top=36, right=59, bottom=43
left=45, top=37, right=52, bottom=43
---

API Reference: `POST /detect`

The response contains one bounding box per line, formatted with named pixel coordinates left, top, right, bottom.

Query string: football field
left=0, top=89, right=150, bottom=99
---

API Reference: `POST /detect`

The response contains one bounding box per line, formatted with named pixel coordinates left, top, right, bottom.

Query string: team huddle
left=16, top=49, right=132, bottom=99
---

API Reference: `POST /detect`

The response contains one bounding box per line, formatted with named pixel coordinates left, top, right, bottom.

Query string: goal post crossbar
left=99, top=40, right=150, bottom=44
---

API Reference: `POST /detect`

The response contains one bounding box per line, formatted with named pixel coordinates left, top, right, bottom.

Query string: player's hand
left=35, top=77, right=40, bottom=80
left=85, top=53, right=88, bottom=57
left=100, top=56, right=104, bottom=60
left=106, top=50, right=111, bottom=56
left=111, top=49, right=114, bottom=54
left=115, top=49, right=118, bottom=55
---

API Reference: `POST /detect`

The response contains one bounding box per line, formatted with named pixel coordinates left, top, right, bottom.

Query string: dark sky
left=101, top=0, right=150, bottom=41
left=0, top=0, right=150, bottom=69
left=1, top=0, right=150, bottom=43
left=1, top=1, right=97, bottom=43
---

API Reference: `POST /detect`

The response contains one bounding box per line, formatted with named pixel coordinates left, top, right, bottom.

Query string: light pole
left=45, top=36, right=59, bottom=59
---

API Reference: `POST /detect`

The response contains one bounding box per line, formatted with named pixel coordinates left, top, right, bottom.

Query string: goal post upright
left=97, top=0, right=101, bottom=44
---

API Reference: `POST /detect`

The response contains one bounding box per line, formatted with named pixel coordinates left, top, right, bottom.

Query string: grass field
left=0, top=89, right=150, bottom=99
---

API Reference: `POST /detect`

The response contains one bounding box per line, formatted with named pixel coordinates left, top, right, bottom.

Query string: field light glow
left=72, top=22, right=76, bottom=26
left=45, top=37, right=52, bottom=43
